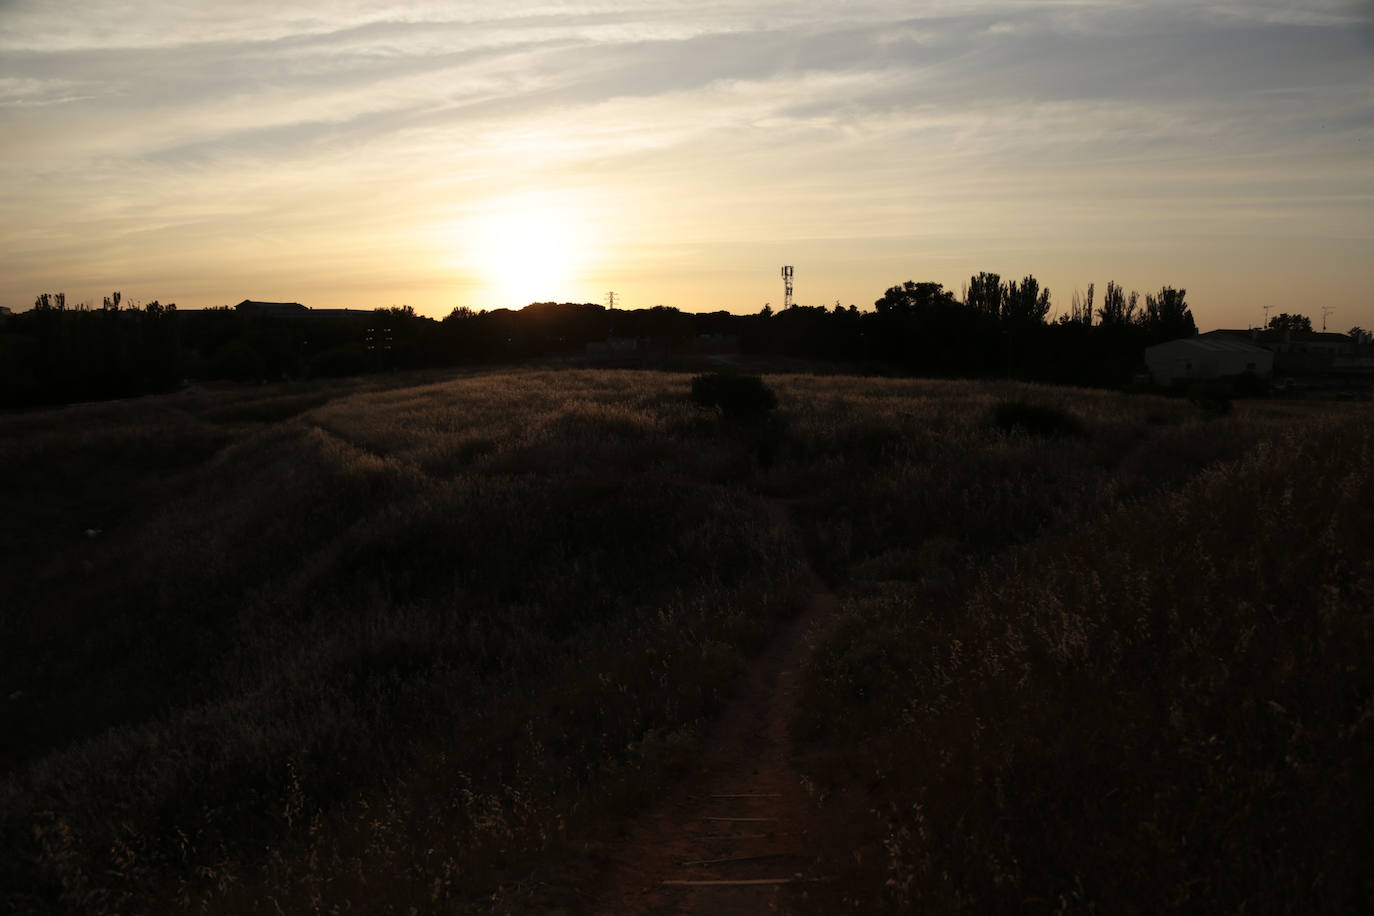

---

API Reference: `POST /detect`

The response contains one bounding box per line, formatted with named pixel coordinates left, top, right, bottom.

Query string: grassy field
left=781, top=382, right=1373, bottom=912
left=1, top=367, right=1368, bottom=912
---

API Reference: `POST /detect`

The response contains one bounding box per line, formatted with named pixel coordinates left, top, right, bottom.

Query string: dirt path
left=579, top=500, right=836, bottom=915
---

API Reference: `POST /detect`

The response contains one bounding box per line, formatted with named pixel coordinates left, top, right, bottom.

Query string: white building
left=1145, top=335, right=1273, bottom=386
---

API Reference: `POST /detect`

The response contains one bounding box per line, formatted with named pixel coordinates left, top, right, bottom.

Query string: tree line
left=2, top=273, right=1202, bottom=408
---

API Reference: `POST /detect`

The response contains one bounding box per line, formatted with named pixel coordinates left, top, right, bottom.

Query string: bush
left=1188, top=380, right=1234, bottom=418
left=990, top=400, right=1086, bottom=438
left=690, top=372, right=778, bottom=422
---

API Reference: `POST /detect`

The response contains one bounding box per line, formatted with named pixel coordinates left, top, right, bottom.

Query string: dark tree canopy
left=875, top=281, right=957, bottom=315
left=965, top=272, right=1004, bottom=319
left=1268, top=313, right=1312, bottom=332
left=1097, top=281, right=1139, bottom=328
left=1143, top=286, right=1196, bottom=340
left=1003, top=275, right=1052, bottom=326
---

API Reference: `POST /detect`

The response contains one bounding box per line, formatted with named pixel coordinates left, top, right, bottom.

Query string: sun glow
left=457, top=191, right=600, bottom=308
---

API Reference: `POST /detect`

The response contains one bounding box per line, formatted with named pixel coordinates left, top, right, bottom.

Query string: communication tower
left=781, top=265, right=794, bottom=310
left=1322, top=305, right=1335, bottom=331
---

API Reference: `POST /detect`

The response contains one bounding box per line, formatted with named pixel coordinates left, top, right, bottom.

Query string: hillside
left=1, top=369, right=1369, bottom=912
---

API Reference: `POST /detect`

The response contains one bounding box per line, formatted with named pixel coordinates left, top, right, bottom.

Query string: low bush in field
left=795, top=413, right=1374, bottom=912
left=1188, top=378, right=1235, bottom=418
left=690, top=371, right=778, bottom=422
left=991, top=399, right=1087, bottom=438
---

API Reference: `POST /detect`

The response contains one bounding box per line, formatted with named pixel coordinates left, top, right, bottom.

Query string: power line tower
left=607, top=291, right=617, bottom=310
left=781, top=265, right=794, bottom=310
left=1322, top=305, right=1335, bottom=331
left=1263, top=304, right=1273, bottom=328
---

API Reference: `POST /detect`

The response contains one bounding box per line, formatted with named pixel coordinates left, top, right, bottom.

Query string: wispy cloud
left=0, top=76, right=96, bottom=106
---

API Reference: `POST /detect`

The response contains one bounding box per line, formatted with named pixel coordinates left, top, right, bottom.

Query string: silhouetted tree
left=965, top=272, right=1003, bottom=319
left=1059, top=283, right=1094, bottom=326
left=1003, top=275, right=1052, bottom=326
left=1268, top=313, right=1312, bottom=332
left=1097, top=281, right=1140, bottom=327
left=1142, top=286, right=1197, bottom=341
left=875, top=281, right=958, bottom=315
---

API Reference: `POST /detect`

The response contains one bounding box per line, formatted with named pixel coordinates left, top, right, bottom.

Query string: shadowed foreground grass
left=2, top=370, right=806, bottom=912
left=1, top=368, right=1368, bottom=912
left=787, top=391, right=1373, bottom=912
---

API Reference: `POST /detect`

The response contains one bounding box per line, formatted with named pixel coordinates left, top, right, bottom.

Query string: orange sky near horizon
left=2, top=1, right=1371, bottom=332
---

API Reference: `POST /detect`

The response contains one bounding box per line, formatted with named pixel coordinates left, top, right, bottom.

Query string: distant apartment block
left=235, top=300, right=374, bottom=320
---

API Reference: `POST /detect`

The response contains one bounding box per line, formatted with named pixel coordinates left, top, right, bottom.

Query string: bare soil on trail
left=579, top=501, right=838, bottom=915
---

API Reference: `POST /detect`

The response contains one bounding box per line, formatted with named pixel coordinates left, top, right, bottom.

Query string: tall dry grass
left=2, top=369, right=804, bottom=913
left=785, top=388, right=1372, bottom=912
left=4, top=368, right=1364, bottom=912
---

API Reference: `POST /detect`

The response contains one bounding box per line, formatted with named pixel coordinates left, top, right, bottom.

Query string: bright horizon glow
left=450, top=190, right=605, bottom=308
left=1, top=1, right=1371, bottom=330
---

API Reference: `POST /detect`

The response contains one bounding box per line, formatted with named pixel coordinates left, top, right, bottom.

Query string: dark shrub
left=690, top=372, right=778, bottom=422
left=991, top=400, right=1086, bottom=438
left=1188, top=380, right=1233, bottom=418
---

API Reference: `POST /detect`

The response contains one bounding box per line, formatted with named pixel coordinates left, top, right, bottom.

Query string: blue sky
left=2, top=0, right=1371, bottom=329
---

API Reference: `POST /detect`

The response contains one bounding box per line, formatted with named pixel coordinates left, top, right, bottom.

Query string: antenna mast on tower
left=781, top=265, right=794, bottom=310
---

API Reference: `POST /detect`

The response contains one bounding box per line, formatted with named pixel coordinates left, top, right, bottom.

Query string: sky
left=2, top=1, right=1372, bottom=330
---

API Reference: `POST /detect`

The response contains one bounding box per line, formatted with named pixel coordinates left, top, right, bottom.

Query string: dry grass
left=785, top=389, right=1373, bottom=912
left=2, top=369, right=804, bottom=913
left=3, top=368, right=1366, bottom=913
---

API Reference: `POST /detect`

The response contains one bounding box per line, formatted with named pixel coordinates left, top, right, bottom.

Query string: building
left=234, top=301, right=373, bottom=321
left=1208, top=328, right=1365, bottom=376
left=235, top=300, right=307, bottom=315
left=1145, top=334, right=1273, bottom=386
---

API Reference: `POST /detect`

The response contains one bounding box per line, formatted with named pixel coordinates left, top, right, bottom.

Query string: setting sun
left=459, top=191, right=601, bottom=307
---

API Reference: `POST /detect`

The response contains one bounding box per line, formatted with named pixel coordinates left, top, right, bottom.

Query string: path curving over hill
left=581, top=499, right=837, bottom=915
